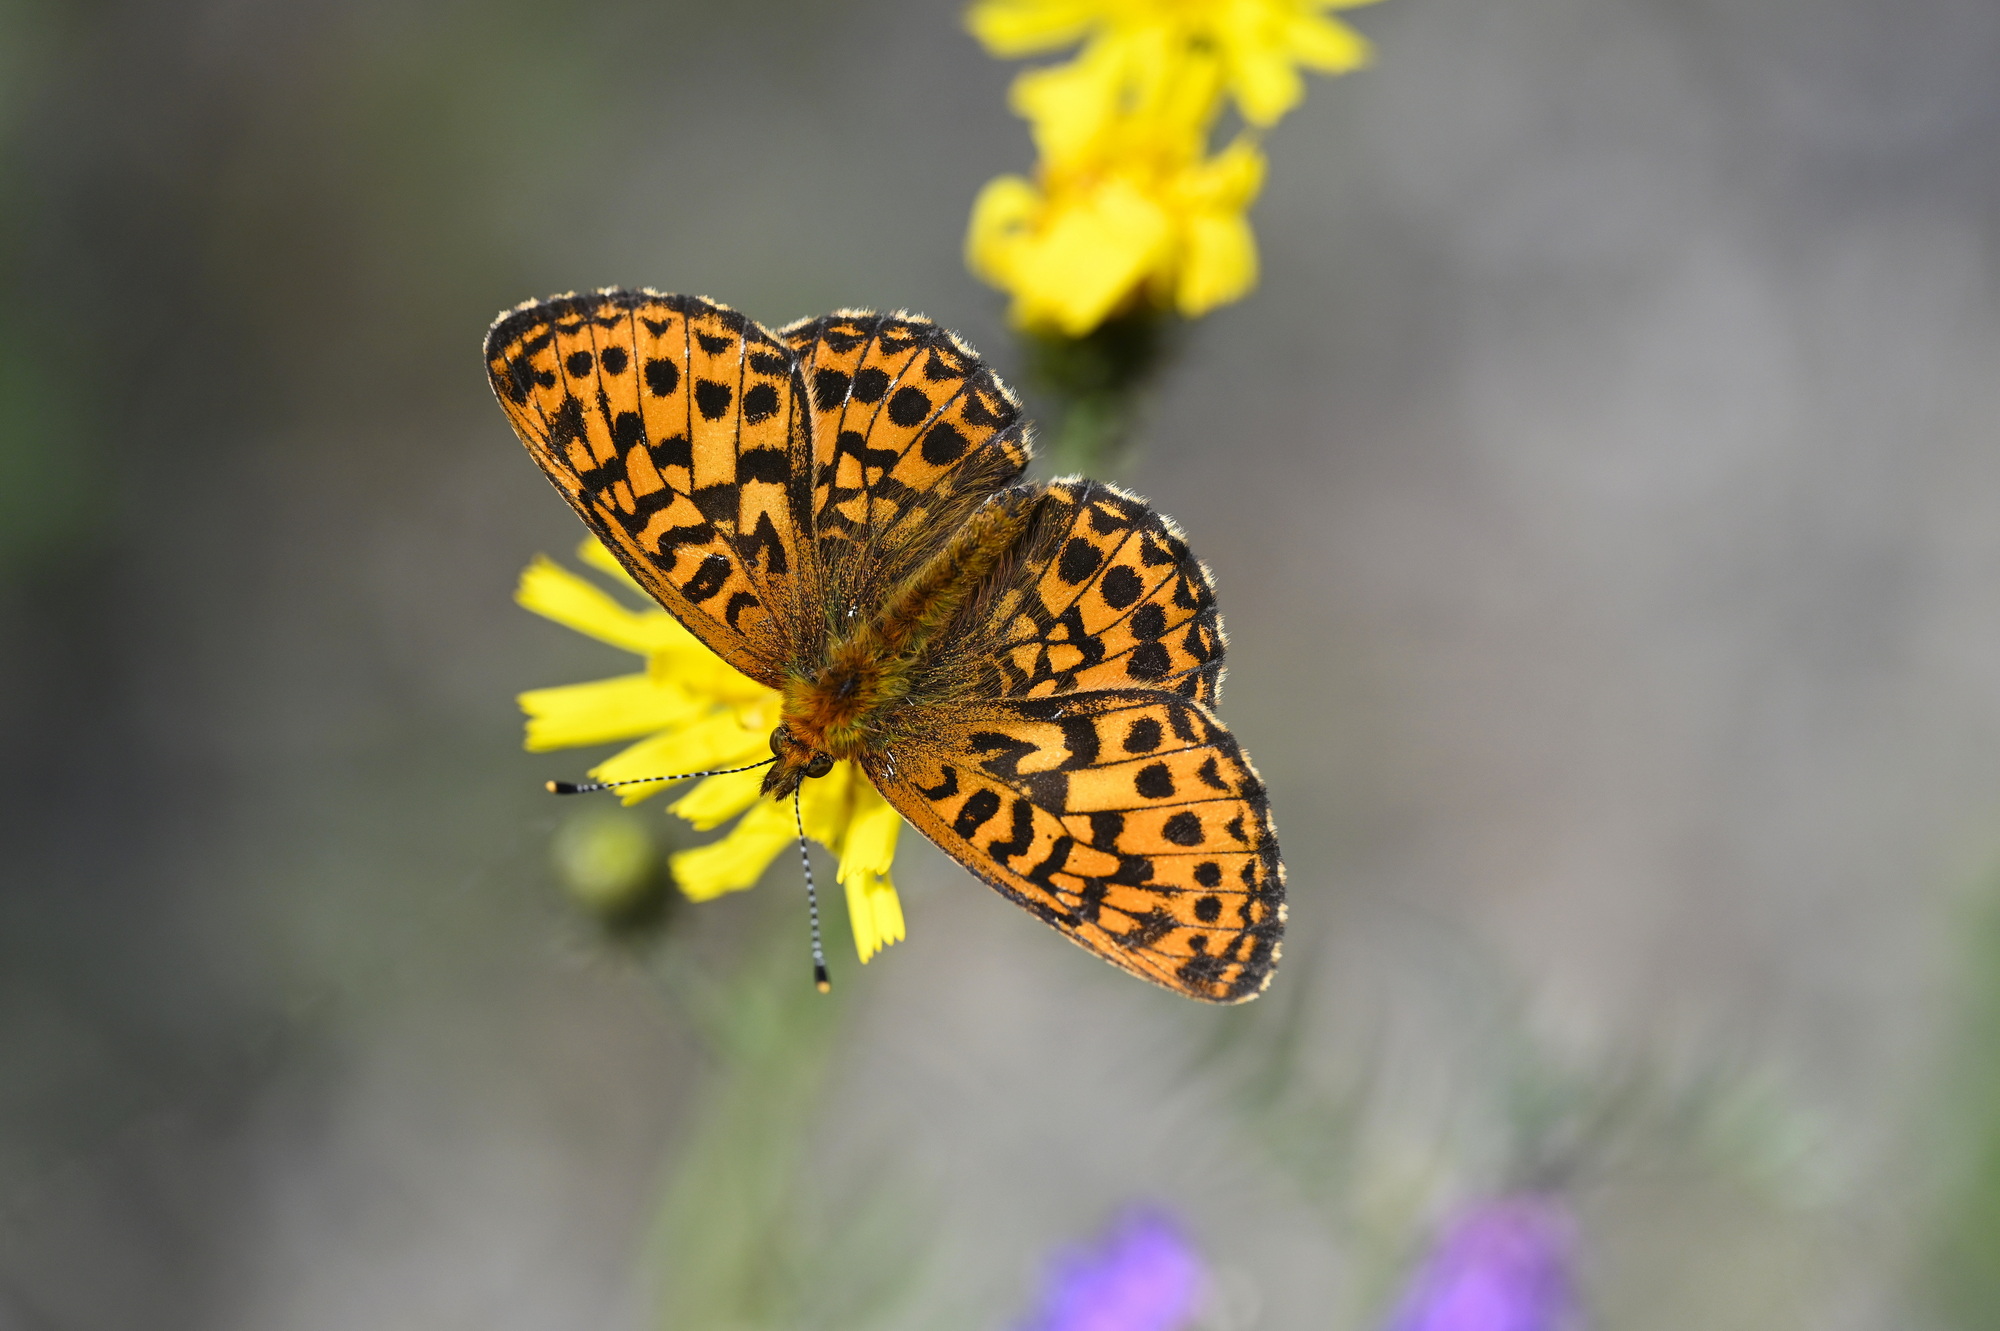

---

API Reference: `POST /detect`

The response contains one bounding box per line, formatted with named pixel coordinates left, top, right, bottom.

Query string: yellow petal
left=575, top=536, right=649, bottom=594
left=518, top=673, right=707, bottom=751
left=1284, top=8, right=1375, bottom=73
left=1175, top=207, right=1260, bottom=317
left=966, top=0, right=1099, bottom=57
left=669, top=762, right=769, bottom=830
left=966, top=174, right=1045, bottom=288
left=1178, top=135, right=1267, bottom=210
left=837, top=783, right=908, bottom=963
left=1011, top=177, right=1171, bottom=335
left=844, top=869, right=907, bottom=964
left=652, top=646, right=776, bottom=707
left=789, top=761, right=854, bottom=847
left=516, top=556, right=686, bottom=657
left=670, top=799, right=796, bottom=902
left=837, top=778, right=903, bottom=876
left=587, top=708, right=757, bottom=806
left=1010, top=41, right=1124, bottom=165
left=1225, top=40, right=1306, bottom=126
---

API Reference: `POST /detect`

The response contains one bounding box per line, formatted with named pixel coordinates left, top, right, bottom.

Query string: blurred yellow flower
left=966, top=0, right=1374, bottom=334
left=968, top=132, right=1264, bottom=335
left=516, top=541, right=906, bottom=963
left=968, top=0, right=1378, bottom=128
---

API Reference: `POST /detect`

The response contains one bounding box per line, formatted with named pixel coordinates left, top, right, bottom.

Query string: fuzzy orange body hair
left=761, top=491, right=1037, bottom=798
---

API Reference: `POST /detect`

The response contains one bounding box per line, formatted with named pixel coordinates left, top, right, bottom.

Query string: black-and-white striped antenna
left=794, top=789, right=831, bottom=993
left=544, top=757, right=773, bottom=795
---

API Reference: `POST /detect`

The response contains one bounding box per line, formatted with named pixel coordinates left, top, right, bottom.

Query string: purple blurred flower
left=1016, top=1207, right=1208, bottom=1331
left=1383, top=1195, right=1580, bottom=1331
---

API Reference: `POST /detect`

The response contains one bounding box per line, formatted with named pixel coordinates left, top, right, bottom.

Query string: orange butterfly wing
left=780, top=310, right=1033, bottom=618
left=486, top=290, right=814, bottom=687
left=868, top=690, right=1283, bottom=1003
left=973, top=478, right=1227, bottom=705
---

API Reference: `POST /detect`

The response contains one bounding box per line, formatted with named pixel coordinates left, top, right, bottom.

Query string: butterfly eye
left=769, top=725, right=791, bottom=757
left=804, top=752, right=834, bottom=779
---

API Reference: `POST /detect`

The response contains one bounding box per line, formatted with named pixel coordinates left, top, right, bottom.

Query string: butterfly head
left=761, top=724, right=835, bottom=800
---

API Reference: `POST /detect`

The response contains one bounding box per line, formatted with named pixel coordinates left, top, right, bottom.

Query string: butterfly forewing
left=782, top=311, right=1032, bottom=617
left=870, top=691, right=1284, bottom=1002
left=487, top=291, right=813, bottom=685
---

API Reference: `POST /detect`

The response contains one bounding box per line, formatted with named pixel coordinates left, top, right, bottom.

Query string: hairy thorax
left=760, top=491, right=1037, bottom=799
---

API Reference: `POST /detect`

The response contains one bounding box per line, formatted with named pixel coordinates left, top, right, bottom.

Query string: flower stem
left=1026, top=310, right=1179, bottom=476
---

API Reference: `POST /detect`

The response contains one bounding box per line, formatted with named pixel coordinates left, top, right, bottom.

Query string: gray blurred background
left=5, top=0, right=2000, bottom=1327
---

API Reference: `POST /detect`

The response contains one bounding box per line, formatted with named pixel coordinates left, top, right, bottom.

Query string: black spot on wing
left=549, top=395, right=587, bottom=450
left=813, top=368, right=851, bottom=410
left=1162, top=811, right=1204, bottom=846
left=737, top=448, right=790, bottom=484
left=851, top=366, right=889, bottom=402
left=987, top=798, right=1035, bottom=864
left=887, top=385, right=931, bottom=427
left=921, top=422, right=968, bottom=464
left=954, top=788, right=1001, bottom=838
left=694, top=379, right=732, bottom=421
left=742, top=381, right=780, bottom=424
left=682, top=553, right=729, bottom=603
left=692, top=483, right=740, bottom=523
left=651, top=433, right=692, bottom=469
left=1058, top=538, right=1101, bottom=585
left=1100, top=566, right=1143, bottom=609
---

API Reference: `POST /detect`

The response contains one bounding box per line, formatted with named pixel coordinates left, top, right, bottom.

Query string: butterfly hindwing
left=869, top=690, right=1283, bottom=1003
left=781, top=311, right=1032, bottom=618
left=977, top=479, right=1227, bottom=705
left=487, top=290, right=813, bottom=686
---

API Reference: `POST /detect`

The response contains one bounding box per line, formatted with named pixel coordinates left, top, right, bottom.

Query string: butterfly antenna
left=794, top=789, right=831, bottom=993
left=544, top=758, right=774, bottom=795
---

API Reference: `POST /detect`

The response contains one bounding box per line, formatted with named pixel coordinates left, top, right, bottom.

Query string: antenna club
left=814, top=964, right=832, bottom=993
left=547, top=780, right=584, bottom=795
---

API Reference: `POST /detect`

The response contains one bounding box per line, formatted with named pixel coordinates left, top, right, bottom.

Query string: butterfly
left=485, top=289, right=1283, bottom=1002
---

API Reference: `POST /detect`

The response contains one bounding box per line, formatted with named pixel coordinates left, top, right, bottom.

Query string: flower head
left=516, top=542, right=906, bottom=962
left=1016, top=1207, right=1207, bottom=1331
left=966, top=0, right=1374, bottom=335
left=1383, top=1195, right=1580, bottom=1331
left=969, top=0, right=1379, bottom=128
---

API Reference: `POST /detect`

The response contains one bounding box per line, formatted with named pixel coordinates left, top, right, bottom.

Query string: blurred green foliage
left=1918, top=874, right=2000, bottom=1328
left=644, top=879, right=925, bottom=1331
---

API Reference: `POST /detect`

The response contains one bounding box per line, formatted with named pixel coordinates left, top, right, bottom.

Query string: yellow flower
left=965, top=0, right=1374, bottom=333
left=967, top=129, right=1265, bottom=335
left=516, top=541, right=907, bottom=963
left=968, top=0, right=1378, bottom=128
